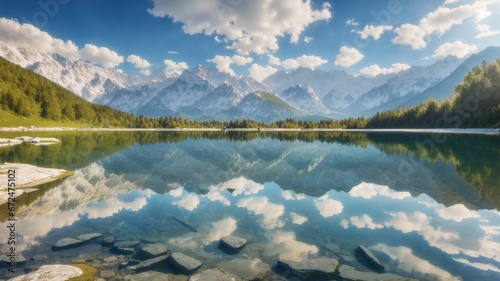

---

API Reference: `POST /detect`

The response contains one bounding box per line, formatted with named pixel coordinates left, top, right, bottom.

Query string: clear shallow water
left=0, top=131, right=499, bottom=280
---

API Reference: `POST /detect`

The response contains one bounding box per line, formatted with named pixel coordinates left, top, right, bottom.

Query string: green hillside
left=0, top=57, right=136, bottom=127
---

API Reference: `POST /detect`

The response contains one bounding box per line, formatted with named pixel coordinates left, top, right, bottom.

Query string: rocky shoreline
left=2, top=232, right=416, bottom=281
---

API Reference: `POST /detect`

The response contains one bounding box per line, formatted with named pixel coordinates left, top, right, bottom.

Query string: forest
left=0, top=57, right=499, bottom=129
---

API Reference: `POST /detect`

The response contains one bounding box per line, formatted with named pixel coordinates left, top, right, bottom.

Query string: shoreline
left=0, top=127, right=499, bottom=135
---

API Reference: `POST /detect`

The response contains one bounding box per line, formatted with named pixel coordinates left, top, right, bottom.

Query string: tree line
left=1, top=57, right=499, bottom=129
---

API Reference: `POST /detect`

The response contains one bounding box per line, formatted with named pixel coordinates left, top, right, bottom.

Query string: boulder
left=53, top=238, right=85, bottom=250
left=219, top=236, right=247, bottom=252
left=140, top=243, right=168, bottom=258
left=277, top=257, right=339, bottom=279
left=169, top=252, right=203, bottom=274
left=339, top=265, right=415, bottom=281
left=189, top=268, right=242, bottom=281
left=9, top=264, right=83, bottom=281
left=126, top=255, right=168, bottom=272
left=219, top=258, right=270, bottom=281
left=357, top=245, right=386, bottom=272
left=76, top=233, right=102, bottom=242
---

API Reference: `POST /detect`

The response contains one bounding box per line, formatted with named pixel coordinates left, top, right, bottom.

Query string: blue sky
left=0, top=0, right=499, bottom=81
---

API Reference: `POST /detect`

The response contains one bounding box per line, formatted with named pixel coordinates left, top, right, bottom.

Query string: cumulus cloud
left=140, top=69, right=151, bottom=76
left=476, top=24, right=499, bottom=38
left=360, top=63, right=411, bottom=77
left=436, top=204, right=480, bottom=222
left=304, top=36, right=313, bottom=43
left=164, top=59, right=189, bottom=77
left=314, top=194, right=343, bottom=217
left=237, top=196, right=284, bottom=228
left=282, top=55, right=327, bottom=70
left=334, top=46, right=363, bottom=67
left=0, top=17, right=79, bottom=61
left=290, top=212, right=308, bottom=225
left=393, top=1, right=498, bottom=49
left=357, top=25, right=393, bottom=40
left=249, top=64, right=278, bottom=82
left=268, top=54, right=281, bottom=66
left=147, top=0, right=332, bottom=55
left=173, top=193, right=200, bottom=211
left=127, top=54, right=151, bottom=68
left=80, top=44, right=124, bottom=68
left=350, top=214, right=384, bottom=230
left=432, top=41, right=477, bottom=58
left=208, top=55, right=252, bottom=76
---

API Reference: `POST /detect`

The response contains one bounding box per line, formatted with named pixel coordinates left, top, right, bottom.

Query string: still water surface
left=0, top=131, right=499, bottom=280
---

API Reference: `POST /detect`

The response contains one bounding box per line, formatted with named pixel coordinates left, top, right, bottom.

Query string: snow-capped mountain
left=347, top=56, right=464, bottom=115
left=2, top=39, right=498, bottom=122
left=236, top=91, right=302, bottom=121
left=279, top=83, right=327, bottom=114
left=0, top=41, right=142, bottom=102
left=264, top=67, right=390, bottom=111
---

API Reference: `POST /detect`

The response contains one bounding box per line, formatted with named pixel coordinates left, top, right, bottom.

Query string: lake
left=1, top=130, right=499, bottom=280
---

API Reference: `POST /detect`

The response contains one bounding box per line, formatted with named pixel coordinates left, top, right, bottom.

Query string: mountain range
left=1, top=40, right=499, bottom=122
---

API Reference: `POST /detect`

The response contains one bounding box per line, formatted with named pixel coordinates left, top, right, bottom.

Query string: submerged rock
left=357, top=245, right=386, bottom=272
left=53, top=238, right=85, bottom=250
left=189, top=268, right=242, bottom=281
left=76, top=233, right=102, bottom=242
left=102, top=235, right=115, bottom=246
left=0, top=253, right=26, bottom=265
left=115, top=240, right=141, bottom=248
left=126, top=255, right=168, bottom=272
left=277, top=257, right=339, bottom=279
left=169, top=252, right=203, bottom=274
left=140, top=243, right=168, bottom=258
left=219, top=236, right=247, bottom=251
left=9, top=264, right=82, bottom=281
left=219, top=258, right=270, bottom=281
left=339, top=265, right=415, bottom=281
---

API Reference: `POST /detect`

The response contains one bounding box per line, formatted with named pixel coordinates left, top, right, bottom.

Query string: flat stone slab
left=127, top=255, right=168, bottom=271
left=219, top=236, right=247, bottom=251
left=53, top=238, right=85, bottom=250
left=219, top=258, right=270, bottom=281
left=357, top=245, right=386, bottom=272
left=189, top=268, right=242, bottom=281
left=112, top=247, right=135, bottom=255
left=0, top=253, right=26, bottom=264
left=140, top=243, right=168, bottom=258
left=339, top=265, right=416, bottom=281
left=169, top=252, right=203, bottom=274
left=9, top=264, right=83, bottom=281
left=76, top=233, right=102, bottom=242
left=278, top=257, right=339, bottom=279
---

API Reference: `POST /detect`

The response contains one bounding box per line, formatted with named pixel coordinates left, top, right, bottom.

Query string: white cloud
left=392, top=24, right=427, bottom=49
left=304, top=36, right=313, bottom=43
left=205, top=189, right=231, bottom=206
left=345, top=18, right=359, bottom=26
left=164, top=59, right=189, bottom=77
left=80, top=44, right=124, bottom=68
left=290, top=212, right=308, bottom=225
left=350, top=214, right=384, bottom=230
left=237, top=196, right=284, bottom=229
left=444, top=0, right=459, bottom=5
left=127, top=54, right=151, bottom=68
left=173, top=193, right=200, bottom=211
left=433, top=41, right=478, bottom=58
left=140, top=69, right=151, bottom=76
left=169, top=187, right=183, bottom=198
left=167, top=50, right=178, bottom=54
left=334, top=46, right=363, bottom=67
left=393, top=1, right=498, bottom=49
left=436, top=204, right=480, bottom=222
left=204, top=217, right=237, bottom=244
left=314, top=194, right=343, bottom=218
left=282, top=55, right=327, bottom=70
left=268, top=54, right=281, bottom=66
left=476, top=24, right=499, bottom=38
left=265, top=231, right=319, bottom=262
left=357, top=25, right=393, bottom=40
left=360, top=63, right=411, bottom=77
left=147, top=0, right=332, bottom=55
left=208, top=54, right=252, bottom=76
left=249, top=64, right=278, bottom=82
left=215, top=177, right=263, bottom=196
left=0, top=18, right=79, bottom=61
